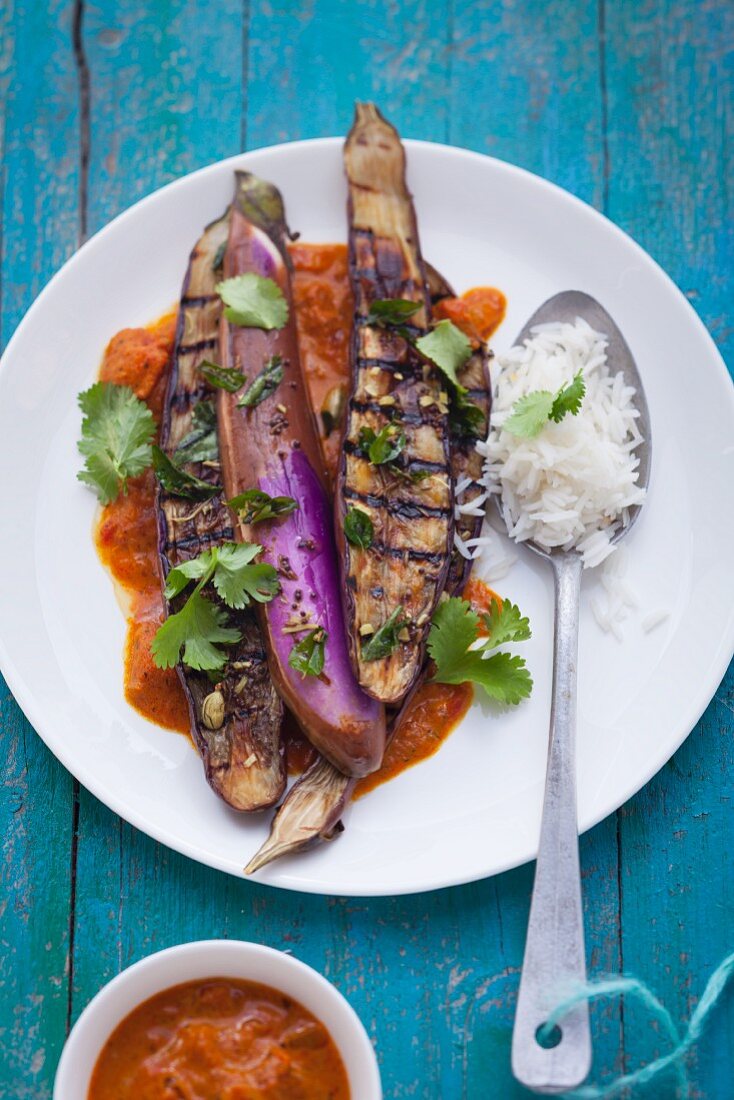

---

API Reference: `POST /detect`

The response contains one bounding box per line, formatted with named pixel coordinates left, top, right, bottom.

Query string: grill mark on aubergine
left=177, top=336, right=218, bottom=354
left=343, top=487, right=452, bottom=520
left=342, top=439, right=448, bottom=475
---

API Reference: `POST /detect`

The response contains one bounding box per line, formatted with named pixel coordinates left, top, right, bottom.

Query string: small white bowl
left=54, top=939, right=382, bottom=1099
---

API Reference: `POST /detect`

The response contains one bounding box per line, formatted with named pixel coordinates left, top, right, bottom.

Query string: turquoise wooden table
left=1, top=1, right=732, bottom=1096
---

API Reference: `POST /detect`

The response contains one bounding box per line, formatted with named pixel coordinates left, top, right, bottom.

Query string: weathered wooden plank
left=0, top=2, right=80, bottom=1095
left=84, top=0, right=243, bottom=232
left=67, top=0, right=246, bottom=1019
left=605, top=2, right=734, bottom=1096
left=245, top=0, right=451, bottom=147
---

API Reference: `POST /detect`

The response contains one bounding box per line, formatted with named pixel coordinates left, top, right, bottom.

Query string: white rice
left=481, top=317, right=646, bottom=569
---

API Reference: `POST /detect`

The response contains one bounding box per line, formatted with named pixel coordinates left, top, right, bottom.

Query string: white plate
left=1, top=139, right=733, bottom=897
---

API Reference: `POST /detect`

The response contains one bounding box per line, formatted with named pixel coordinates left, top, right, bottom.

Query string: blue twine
left=536, top=950, right=734, bottom=1098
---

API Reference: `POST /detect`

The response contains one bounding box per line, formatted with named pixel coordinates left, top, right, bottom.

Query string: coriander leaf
left=217, top=273, right=289, bottom=330
left=366, top=298, right=421, bottom=327
left=482, top=599, right=532, bottom=647
left=343, top=507, right=374, bottom=550
left=288, top=628, right=327, bottom=678
left=211, top=543, right=280, bottom=609
left=415, top=320, right=472, bottom=387
left=228, top=489, right=298, bottom=524
left=77, top=382, right=155, bottom=504
left=504, top=371, right=587, bottom=438
left=361, top=607, right=408, bottom=661
left=164, top=551, right=216, bottom=600
left=428, top=596, right=533, bottom=705
left=358, top=423, right=406, bottom=465
left=449, top=392, right=486, bottom=440
left=151, top=589, right=241, bottom=672
left=175, top=401, right=219, bottom=464
left=152, top=445, right=221, bottom=500
left=427, top=597, right=479, bottom=680
left=502, top=390, right=555, bottom=438
left=238, top=355, right=284, bottom=408
left=199, top=360, right=245, bottom=393
left=466, top=651, right=533, bottom=706
left=549, top=370, right=586, bottom=422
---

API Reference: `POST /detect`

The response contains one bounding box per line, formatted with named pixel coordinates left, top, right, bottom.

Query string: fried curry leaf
left=199, top=360, right=245, bottom=393
left=152, top=445, right=221, bottom=500
left=217, top=273, right=289, bottom=330
left=76, top=382, right=156, bottom=504
left=174, top=401, right=219, bottom=464
left=152, top=589, right=241, bottom=672
left=228, top=489, right=298, bottom=524
left=361, top=607, right=408, bottom=662
left=238, top=355, right=284, bottom=408
left=288, top=628, right=327, bottom=678
left=343, top=507, right=374, bottom=550
left=428, top=596, right=533, bottom=705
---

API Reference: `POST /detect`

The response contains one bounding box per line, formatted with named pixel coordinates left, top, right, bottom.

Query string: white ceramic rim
left=53, top=939, right=381, bottom=1098
left=1, top=136, right=733, bottom=896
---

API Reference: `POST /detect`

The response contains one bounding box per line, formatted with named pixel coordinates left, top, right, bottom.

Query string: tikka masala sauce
left=94, top=244, right=504, bottom=789
left=88, top=977, right=350, bottom=1100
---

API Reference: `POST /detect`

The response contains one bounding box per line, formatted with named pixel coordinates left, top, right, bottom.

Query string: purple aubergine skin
left=217, top=173, right=386, bottom=778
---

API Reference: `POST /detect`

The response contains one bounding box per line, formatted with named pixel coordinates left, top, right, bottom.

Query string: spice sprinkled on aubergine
left=156, top=209, right=285, bottom=812
left=336, top=102, right=454, bottom=705
left=216, top=171, right=386, bottom=779
left=246, top=260, right=492, bottom=875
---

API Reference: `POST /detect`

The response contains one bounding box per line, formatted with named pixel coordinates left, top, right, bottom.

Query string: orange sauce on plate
left=88, top=978, right=350, bottom=1100
left=93, top=246, right=505, bottom=792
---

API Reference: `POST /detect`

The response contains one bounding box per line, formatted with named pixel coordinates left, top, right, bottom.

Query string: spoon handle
left=512, top=551, right=591, bottom=1093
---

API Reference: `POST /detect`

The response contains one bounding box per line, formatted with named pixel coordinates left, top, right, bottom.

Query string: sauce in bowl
left=88, top=977, right=350, bottom=1099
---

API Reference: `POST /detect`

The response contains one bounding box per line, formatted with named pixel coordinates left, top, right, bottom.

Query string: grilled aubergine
left=336, top=102, right=454, bottom=706
left=157, top=211, right=285, bottom=811
left=217, top=172, right=386, bottom=779
left=246, top=267, right=492, bottom=874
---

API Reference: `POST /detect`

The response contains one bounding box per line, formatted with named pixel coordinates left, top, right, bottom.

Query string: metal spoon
left=509, top=292, right=651, bottom=1093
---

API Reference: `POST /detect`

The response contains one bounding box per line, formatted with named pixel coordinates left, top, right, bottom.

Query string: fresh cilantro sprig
left=199, top=360, right=245, bottom=393
left=503, top=371, right=586, bottom=438
left=174, top=401, right=218, bottom=464
left=358, top=423, right=406, bottom=466
left=152, top=445, right=221, bottom=500
left=153, top=543, right=280, bottom=671
left=288, top=627, right=327, bottom=678
left=343, top=507, right=374, bottom=550
left=238, top=355, right=284, bottom=408
left=362, top=607, right=408, bottom=661
left=76, top=382, right=156, bottom=504
left=427, top=596, right=533, bottom=705
left=228, top=489, right=298, bottom=524
left=217, top=274, right=289, bottom=330
left=163, top=543, right=280, bottom=610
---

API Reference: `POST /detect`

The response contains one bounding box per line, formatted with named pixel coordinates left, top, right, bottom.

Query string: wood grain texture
left=0, top=1, right=732, bottom=1097
left=0, top=3, right=80, bottom=1096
